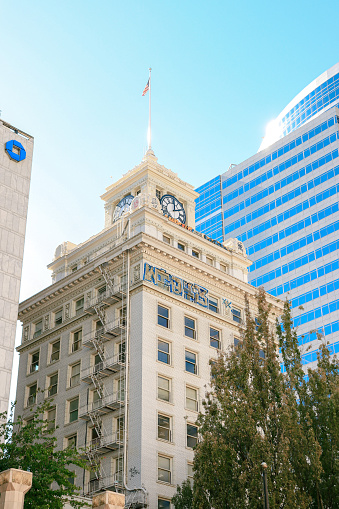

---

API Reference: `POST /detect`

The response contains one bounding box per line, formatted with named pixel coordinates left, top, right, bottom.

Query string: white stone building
left=15, top=150, right=282, bottom=508
left=0, top=120, right=34, bottom=423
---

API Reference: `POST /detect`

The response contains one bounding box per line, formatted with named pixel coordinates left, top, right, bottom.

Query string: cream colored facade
left=15, top=150, right=282, bottom=509
left=0, top=120, right=33, bottom=423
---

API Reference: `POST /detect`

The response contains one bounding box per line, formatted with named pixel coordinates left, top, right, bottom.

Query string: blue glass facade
left=260, top=63, right=339, bottom=150
left=195, top=101, right=339, bottom=368
left=195, top=176, right=223, bottom=241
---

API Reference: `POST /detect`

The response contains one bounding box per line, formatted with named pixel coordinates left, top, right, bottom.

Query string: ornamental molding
left=18, top=314, right=89, bottom=353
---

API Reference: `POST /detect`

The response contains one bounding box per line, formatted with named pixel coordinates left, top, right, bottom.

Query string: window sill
left=66, top=384, right=81, bottom=391
left=156, top=360, right=173, bottom=368
left=156, top=398, right=174, bottom=406
left=26, top=369, right=39, bottom=377
left=157, top=438, right=174, bottom=445
left=156, top=480, right=176, bottom=488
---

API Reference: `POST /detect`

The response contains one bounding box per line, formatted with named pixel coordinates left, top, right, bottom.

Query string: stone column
left=92, top=490, right=125, bottom=509
left=0, top=468, right=32, bottom=509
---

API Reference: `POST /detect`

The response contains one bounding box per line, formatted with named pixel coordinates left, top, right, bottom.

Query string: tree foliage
left=172, top=288, right=338, bottom=509
left=0, top=399, right=89, bottom=509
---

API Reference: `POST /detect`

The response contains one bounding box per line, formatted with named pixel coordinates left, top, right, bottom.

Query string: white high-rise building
left=0, top=119, right=34, bottom=423
left=15, top=149, right=281, bottom=508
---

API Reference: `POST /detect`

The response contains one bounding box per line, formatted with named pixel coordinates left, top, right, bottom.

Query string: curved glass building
left=196, top=64, right=339, bottom=369
left=260, top=63, right=339, bottom=150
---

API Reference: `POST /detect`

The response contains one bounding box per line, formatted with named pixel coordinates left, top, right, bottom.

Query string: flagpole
left=148, top=67, right=152, bottom=150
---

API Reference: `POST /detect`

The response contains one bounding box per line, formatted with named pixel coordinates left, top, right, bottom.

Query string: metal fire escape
left=80, top=251, right=147, bottom=508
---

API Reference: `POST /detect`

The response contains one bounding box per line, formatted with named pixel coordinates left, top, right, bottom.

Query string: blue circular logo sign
left=5, top=140, right=26, bottom=162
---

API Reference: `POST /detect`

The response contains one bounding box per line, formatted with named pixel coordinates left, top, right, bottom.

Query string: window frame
left=232, top=307, right=242, bottom=324
left=158, top=498, right=171, bottom=509
left=48, top=372, right=58, bottom=397
left=158, top=454, right=172, bottom=484
left=29, top=350, right=40, bottom=373
left=54, top=309, right=63, bottom=326
left=69, top=362, right=81, bottom=388
left=75, top=296, right=84, bottom=316
left=33, top=320, right=43, bottom=339
left=177, top=242, right=185, bottom=252
left=157, top=375, right=171, bottom=402
left=47, top=406, right=56, bottom=430
left=191, top=249, right=199, bottom=259
left=209, top=327, right=221, bottom=349
left=185, top=349, right=198, bottom=375
left=163, top=235, right=171, bottom=245
left=50, top=339, right=60, bottom=364
left=184, top=316, right=196, bottom=340
left=158, top=339, right=171, bottom=365
left=208, top=296, right=219, bottom=313
left=157, top=413, right=172, bottom=442
left=68, top=397, right=79, bottom=423
left=157, top=304, right=170, bottom=328
left=71, top=329, right=82, bottom=353
left=185, top=385, right=198, bottom=412
left=26, top=382, right=37, bottom=407
left=187, top=423, right=198, bottom=449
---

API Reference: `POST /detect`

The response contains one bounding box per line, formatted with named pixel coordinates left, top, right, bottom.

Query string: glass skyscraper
left=196, top=64, right=339, bottom=369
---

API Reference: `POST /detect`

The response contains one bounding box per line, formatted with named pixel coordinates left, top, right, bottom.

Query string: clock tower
left=101, top=149, right=198, bottom=229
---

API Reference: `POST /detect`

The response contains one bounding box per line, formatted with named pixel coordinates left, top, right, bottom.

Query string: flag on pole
left=142, top=79, right=149, bottom=96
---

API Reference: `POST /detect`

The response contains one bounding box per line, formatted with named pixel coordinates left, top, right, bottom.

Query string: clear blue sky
left=1, top=1, right=339, bottom=395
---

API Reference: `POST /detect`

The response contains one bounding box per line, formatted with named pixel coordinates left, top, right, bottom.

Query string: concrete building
left=196, top=64, right=339, bottom=371
left=15, top=149, right=281, bottom=508
left=0, top=120, right=34, bottom=423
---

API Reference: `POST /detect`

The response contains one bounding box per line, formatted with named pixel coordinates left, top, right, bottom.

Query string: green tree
left=173, top=288, right=322, bottom=509
left=171, top=479, right=193, bottom=509
left=0, top=399, right=89, bottom=509
left=278, top=300, right=339, bottom=509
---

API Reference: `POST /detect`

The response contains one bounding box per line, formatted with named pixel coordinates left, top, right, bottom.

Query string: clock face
left=160, top=194, right=186, bottom=224
left=113, top=195, right=134, bottom=222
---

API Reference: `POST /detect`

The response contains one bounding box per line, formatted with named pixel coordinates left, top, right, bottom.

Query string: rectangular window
left=184, top=317, right=196, bottom=339
left=116, top=416, right=124, bottom=442
left=117, top=378, right=125, bottom=402
left=70, top=362, right=80, bottom=387
left=208, top=297, right=219, bottom=313
left=75, top=297, right=84, bottom=316
left=185, top=350, right=197, bottom=374
left=67, top=471, right=75, bottom=485
left=187, top=423, right=198, bottom=448
left=118, top=342, right=126, bottom=363
left=72, top=330, right=82, bottom=352
left=119, top=306, right=127, bottom=326
left=156, top=189, right=162, bottom=201
left=30, top=351, right=39, bottom=373
left=67, top=434, right=77, bottom=448
left=163, top=235, right=171, bottom=245
left=50, top=340, right=60, bottom=363
left=220, top=263, right=228, bottom=273
left=158, top=376, right=171, bottom=402
left=33, top=321, right=43, bottom=339
left=158, top=498, right=171, bottom=509
left=47, top=407, right=56, bottom=430
left=186, top=386, right=198, bottom=412
left=259, top=349, right=266, bottom=366
left=158, top=414, right=171, bottom=442
left=192, top=250, right=199, bottom=259
left=206, top=256, right=213, bottom=266
left=69, top=397, right=79, bottom=423
left=178, top=242, right=185, bottom=251
left=92, top=390, right=101, bottom=410
left=54, top=309, right=63, bottom=326
left=232, top=308, right=241, bottom=324
left=158, top=340, right=170, bottom=364
left=27, top=383, right=37, bottom=407
left=48, top=373, right=58, bottom=397
left=210, top=327, right=220, bottom=349
left=115, top=457, right=124, bottom=484
left=158, top=455, right=171, bottom=484
left=158, top=305, right=169, bottom=328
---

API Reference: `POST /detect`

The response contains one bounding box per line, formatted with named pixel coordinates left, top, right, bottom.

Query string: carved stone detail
left=44, top=315, right=49, bottom=331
